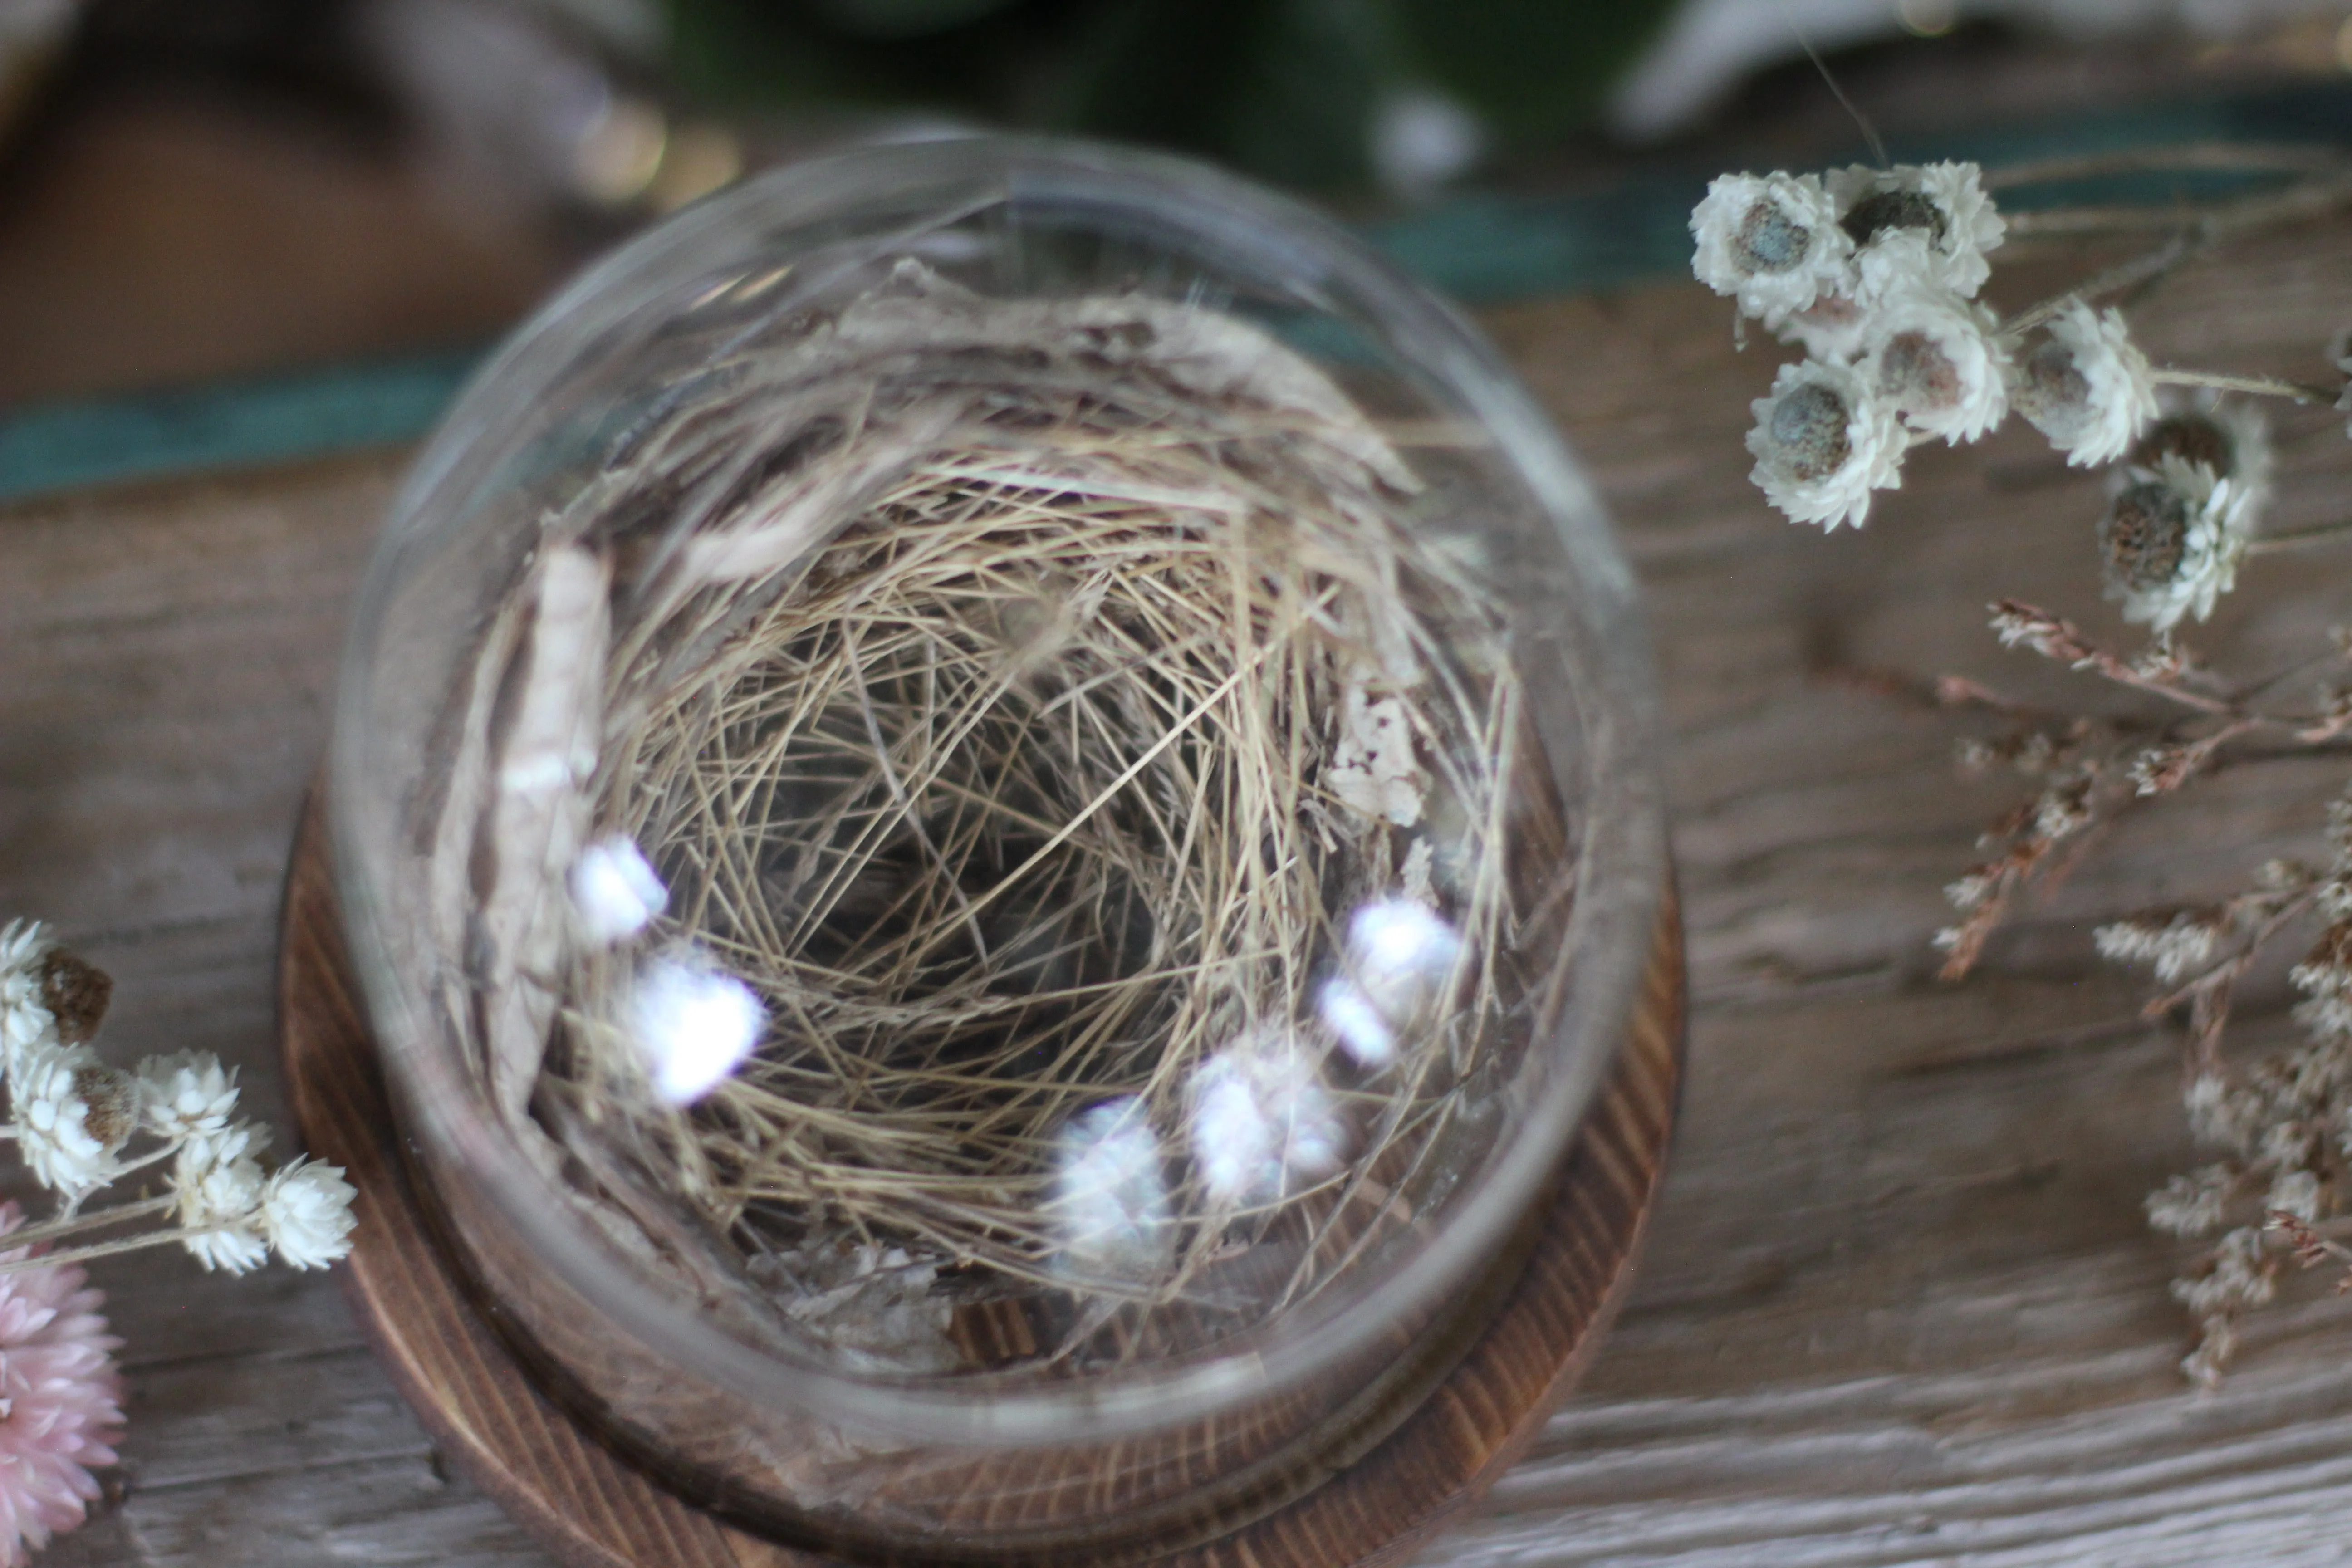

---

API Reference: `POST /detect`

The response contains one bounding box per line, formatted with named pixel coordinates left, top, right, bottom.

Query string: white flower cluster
left=2093, top=910, right=2224, bottom=986
left=0, top=921, right=356, bottom=1274
left=1695, top=162, right=2014, bottom=529
left=1693, top=162, right=2239, bottom=566
left=1695, top=162, right=2275, bottom=633
left=2094, top=396, right=2269, bottom=633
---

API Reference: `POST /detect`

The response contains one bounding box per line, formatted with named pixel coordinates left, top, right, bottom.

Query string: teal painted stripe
left=0, top=350, right=481, bottom=505
left=6, top=81, right=2352, bottom=505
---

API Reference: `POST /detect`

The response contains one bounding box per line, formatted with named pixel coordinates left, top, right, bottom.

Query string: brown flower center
left=71, top=1064, right=137, bottom=1152
left=1840, top=189, right=1948, bottom=248
left=2102, top=481, right=2191, bottom=592
left=1877, top=329, right=1962, bottom=412
left=2131, top=414, right=2233, bottom=476
left=38, top=952, right=111, bottom=1046
left=1770, top=382, right=1853, bottom=481
left=2018, top=340, right=2089, bottom=421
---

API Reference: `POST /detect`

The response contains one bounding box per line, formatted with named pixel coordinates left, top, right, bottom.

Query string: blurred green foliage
left=665, top=0, right=1676, bottom=190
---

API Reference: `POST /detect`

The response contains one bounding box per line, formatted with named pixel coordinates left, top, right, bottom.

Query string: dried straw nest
left=443, top=263, right=1565, bottom=1376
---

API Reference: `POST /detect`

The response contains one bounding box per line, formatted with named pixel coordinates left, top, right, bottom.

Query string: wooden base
left=279, top=794, right=1684, bottom=1568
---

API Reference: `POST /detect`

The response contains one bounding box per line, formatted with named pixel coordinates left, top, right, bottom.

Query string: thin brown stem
left=2249, top=520, right=2352, bottom=556
left=0, top=1227, right=193, bottom=1277
left=2003, top=235, right=2195, bottom=336
left=1981, top=142, right=2348, bottom=192
left=3, top=1193, right=174, bottom=1250
left=2150, top=367, right=2339, bottom=404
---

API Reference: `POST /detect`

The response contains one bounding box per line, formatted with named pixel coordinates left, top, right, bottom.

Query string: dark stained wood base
left=279, top=794, right=1684, bottom=1568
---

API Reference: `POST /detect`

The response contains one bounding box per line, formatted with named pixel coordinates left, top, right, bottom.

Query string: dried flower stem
left=2151, top=886, right=2317, bottom=1072
left=0, top=1228, right=200, bottom=1278
left=2246, top=521, right=2352, bottom=556
left=2269, top=1211, right=2352, bottom=1289
left=0, top=1195, right=174, bottom=1251
left=1979, top=142, right=2349, bottom=192
left=2149, top=367, right=2338, bottom=404
left=2001, top=234, right=2195, bottom=336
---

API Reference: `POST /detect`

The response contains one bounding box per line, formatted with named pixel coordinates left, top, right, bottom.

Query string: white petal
left=1690, top=172, right=1852, bottom=324
left=1745, top=357, right=1907, bottom=530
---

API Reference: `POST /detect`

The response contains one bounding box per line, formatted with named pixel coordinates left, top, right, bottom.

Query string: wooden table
left=10, top=210, right=2352, bottom=1567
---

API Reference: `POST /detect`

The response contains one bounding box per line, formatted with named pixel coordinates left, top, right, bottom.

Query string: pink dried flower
left=0, top=1202, right=122, bottom=1565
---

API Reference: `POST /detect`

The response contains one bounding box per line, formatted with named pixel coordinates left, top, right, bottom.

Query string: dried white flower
left=628, top=951, right=765, bottom=1105
left=2293, top=927, right=2352, bottom=987
left=10, top=1045, right=133, bottom=1202
left=2185, top=1073, right=2240, bottom=1148
left=2172, top=1225, right=2276, bottom=1317
left=2032, top=779, right=2094, bottom=841
left=170, top=1122, right=270, bottom=1274
left=1828, top=161, right=2006, bottom=299
left=1187, top=1035, right=1345, bottom=1206
left=570, top=835, right=668, bottom=946
left=1316, top=979, right=1395, bottom=1069
left=1861, top=274, right=2010, bottom=444
left=1689, top=172, right=1852, bottom=324
left=135, top=1050, right=240, bottom=1142
left=2094, top=912, right=2222, bottom=985
left=1945, top=872, right=1997, bottom=913
left=0, top=921, right=57, bottom=1079
left=2268, top=1167, right=2324, bottom=1223
left=1745, top=357, right=1906, bottom=529
left=1317, top=898, right=1464, bottom=1068
left=2127, top=393, right=2273, bottom=535
left=2147, top=1163, right=2235, bottom=1236
left=2009, top=299, right=2158, bottom=467
left=2099, top=456, right=2250, bottom=632
left=2291, top=929, right=2352, bottom=1039
left=2183, top=1313, right=2238, bottom=1387
left=1048, top=1098, right=1169, bottom=1282
left=2297, top=992, right=2352, bottom=1041
left=2259, top=1119, right=2318, bottom=1172
left=258, top=1158, right=358, bottom=1270
left=1989, top=604, right=2073, bottom=659
left=2283, top=1039, right=2351, bottom=1109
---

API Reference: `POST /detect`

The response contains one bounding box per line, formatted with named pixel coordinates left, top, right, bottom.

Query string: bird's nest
left=442, top=265, right=1568, bottom=1376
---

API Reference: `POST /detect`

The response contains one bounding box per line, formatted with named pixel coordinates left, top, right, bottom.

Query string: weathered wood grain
left=9, top=209, right=2352, bottom=1565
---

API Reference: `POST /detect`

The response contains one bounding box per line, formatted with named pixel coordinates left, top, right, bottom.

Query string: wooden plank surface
left=8, top=209, right=2352, bottom=1565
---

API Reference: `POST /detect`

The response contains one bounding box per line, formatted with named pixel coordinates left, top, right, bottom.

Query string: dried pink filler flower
left=0, top=1202, right=122, bottom=1565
